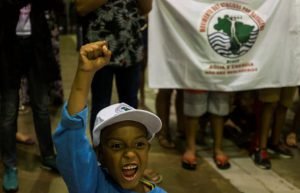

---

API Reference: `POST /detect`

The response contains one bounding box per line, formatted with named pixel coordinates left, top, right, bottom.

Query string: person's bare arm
left=67, top=41, right=111, bottom=115
left=136, top=0, right=152, bottom=15
left=75, top=0, right=107, bottom=16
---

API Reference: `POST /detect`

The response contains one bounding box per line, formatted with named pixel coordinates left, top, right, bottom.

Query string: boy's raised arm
left=67, top=41, right=111, bottom=115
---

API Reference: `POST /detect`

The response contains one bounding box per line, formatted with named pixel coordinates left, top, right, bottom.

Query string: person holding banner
left=253, top=87, right=297, bottom=169
left=182, top=90, right=231, bottom=170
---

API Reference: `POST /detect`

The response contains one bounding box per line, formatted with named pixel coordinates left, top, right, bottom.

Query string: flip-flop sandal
left=213, top=154, right=231, bottom=170
left=181, top=155, right=197, bottom=170
left=286, top=132, right=298, bottom=148
left=143, top=169, right=163, bottom=184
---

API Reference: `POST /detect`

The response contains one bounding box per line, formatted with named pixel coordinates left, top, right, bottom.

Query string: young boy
left=53, top=41, right=165, bottom=193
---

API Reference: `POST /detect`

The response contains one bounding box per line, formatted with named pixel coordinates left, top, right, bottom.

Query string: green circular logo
left=207, top=9, right=259, bottom=58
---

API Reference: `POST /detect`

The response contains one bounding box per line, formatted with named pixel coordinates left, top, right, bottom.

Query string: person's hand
left=78, top=41, right=111, bottom=73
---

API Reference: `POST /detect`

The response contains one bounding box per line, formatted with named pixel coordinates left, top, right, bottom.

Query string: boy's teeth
left=122, top=164, right=138, bottom=180
left=123, top=165, right=137, bottom=170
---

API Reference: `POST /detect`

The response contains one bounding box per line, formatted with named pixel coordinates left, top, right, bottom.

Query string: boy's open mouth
left=122, top=164, right=138, bottom=181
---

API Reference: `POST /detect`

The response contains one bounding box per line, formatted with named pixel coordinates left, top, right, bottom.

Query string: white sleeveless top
left=16, top=4, right=32, bottom=36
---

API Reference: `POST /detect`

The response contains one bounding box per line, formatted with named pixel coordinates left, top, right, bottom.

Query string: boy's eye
left=136, top=141, right=147, bottom=149
left=110, top=143, right=123, bottom=150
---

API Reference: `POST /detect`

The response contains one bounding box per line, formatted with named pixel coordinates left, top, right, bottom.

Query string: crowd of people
left=0, top=0, right=299, bottom=193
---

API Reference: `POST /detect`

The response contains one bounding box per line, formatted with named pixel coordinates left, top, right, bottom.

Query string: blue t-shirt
left=53, top=104, right=166, bottom=193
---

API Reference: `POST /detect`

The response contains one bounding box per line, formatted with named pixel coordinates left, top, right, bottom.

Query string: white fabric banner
left=148, top=0, right=300, bottom=91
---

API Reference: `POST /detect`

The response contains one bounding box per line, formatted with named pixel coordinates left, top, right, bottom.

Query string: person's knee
left=258, top=88, right=280, bottom=104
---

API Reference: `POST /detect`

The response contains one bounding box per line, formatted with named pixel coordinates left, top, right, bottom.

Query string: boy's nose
left=123, top=149, right=137, bottom=160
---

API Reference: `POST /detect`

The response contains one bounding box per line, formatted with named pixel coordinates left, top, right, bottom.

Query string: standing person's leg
left=27, top=73, right=54, bottom=157
left=155, top=89, right=175, bottom=148
left=209, top=92, right=231, bottom=170
left=252, top=88, right=279, bottom=169
left=182, top=90, right=208, bottom=170
left=271, top=106, right=286, bottom=144
left=139, top=18, right=148, bottom=109
left=27, top=65, right=57, bottom=171
left=286, top=87, right=300, bottom=147
left=182, top=115, right=199, bottom=170
left=21, top=35, right=57, bottom=172
left=292, top=102, right=300, bottom=133
left=139, top=44, right=148, bottom=109
left=268, top=87, right=296, bottom=158
left=90, top=66, right=114, bottom=133
left=17, top=75, right=35, bottom=145
left=17, top=77, right=35, bottom=145
left=211, top=114, right=225, bottom=152
left=175, top=89, right=185, bottom=137
left=19, top=77, right=30, bottom=112
left=115, top=64, right=140, bottom=108
left=0, top=88, right=20, bottom=191
left=259, top=103, right=275, bottom=149
left=48, top=19, right=64, bottom=108
left=138, top=59, right=147, bottom=108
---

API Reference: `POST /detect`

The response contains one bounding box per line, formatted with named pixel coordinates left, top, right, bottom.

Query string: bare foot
left=181, top=150, right=197, bottom=170
left=213, top=150, right=231, bottom=170
left=16, top=132, right=35, bottom=145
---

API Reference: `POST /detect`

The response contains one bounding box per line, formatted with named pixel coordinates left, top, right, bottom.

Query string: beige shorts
left=184, top=90, right=230, bottom=117
left=258, top=87, right=297, bottom=108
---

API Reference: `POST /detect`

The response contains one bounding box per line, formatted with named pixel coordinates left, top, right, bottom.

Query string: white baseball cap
left=93, top=103, right=162, bottom=146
